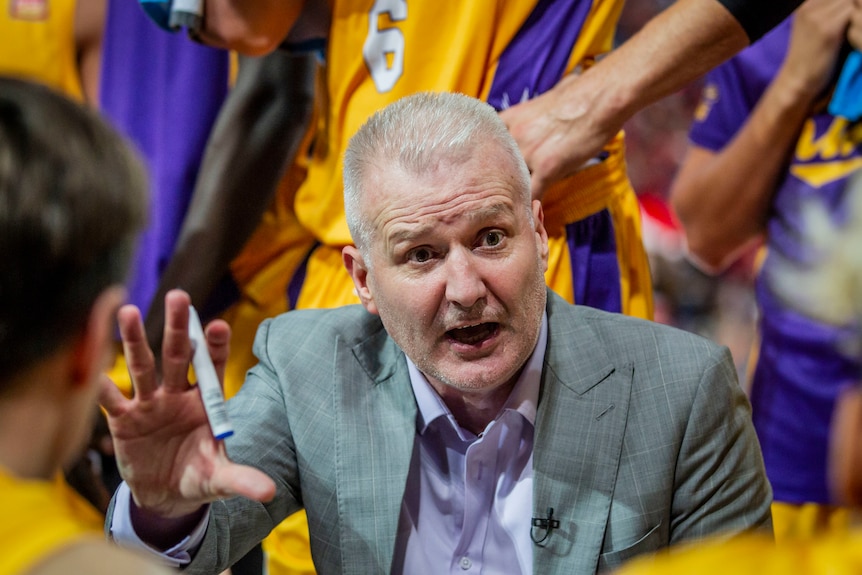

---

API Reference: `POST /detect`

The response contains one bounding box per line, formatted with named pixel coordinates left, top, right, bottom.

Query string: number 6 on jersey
left=364, top=0, right=407, bottom=92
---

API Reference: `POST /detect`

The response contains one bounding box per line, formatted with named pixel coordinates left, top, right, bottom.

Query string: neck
left=0, top=359, right=71, bottom=480
left=0, top=399, right=60, bottom=480
left=431, top=378, right=517, bottom=435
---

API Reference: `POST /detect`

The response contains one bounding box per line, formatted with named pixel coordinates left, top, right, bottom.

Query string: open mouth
left=446, top=322, right=500, bottom=345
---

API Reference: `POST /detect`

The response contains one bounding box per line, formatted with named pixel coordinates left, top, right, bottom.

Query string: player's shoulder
left=26, top=539, right=173, bottom=575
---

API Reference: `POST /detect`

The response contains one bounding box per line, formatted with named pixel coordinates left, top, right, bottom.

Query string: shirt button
left=459, top=557, right=472, bottom=570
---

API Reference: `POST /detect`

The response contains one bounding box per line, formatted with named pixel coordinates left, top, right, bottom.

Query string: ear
left=532, top=200, right=549, bottom=272
left=70, top=285, right=127, bottom=388
left=342, top=245, right=379, bottom=315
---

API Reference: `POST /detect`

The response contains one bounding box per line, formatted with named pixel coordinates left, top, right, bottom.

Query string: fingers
left=499, top=104, right=552, bottom=201
left=851, top=0, right=862, bottom=50
left=118, top=304, right=158, bottom=399
left=162, top=290, right=193, bottom=393
left=173, top=441, right=276, bottom=505
left=793, top=0, right=852, bottom=50
left=212, top=460, right=278, bottom=504
left=205, top=319, right=231, bottom=386
left=530, top=173, right=547, bottom=202
left=99, top=374, right=130, bottom=416
left=225, top=465, right=278, bottom=503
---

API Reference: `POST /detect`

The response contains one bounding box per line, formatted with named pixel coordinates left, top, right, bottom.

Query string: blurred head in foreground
left=0, top=76, right=147, bottom=477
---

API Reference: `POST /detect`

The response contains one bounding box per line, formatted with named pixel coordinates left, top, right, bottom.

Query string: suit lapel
left=334, top=325, right=417, bottom=574
left=532, top=294, right=634, bottom=574
left=330, top=294, right=634, bottom=573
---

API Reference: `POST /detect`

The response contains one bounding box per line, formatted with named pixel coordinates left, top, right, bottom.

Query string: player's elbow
left=215, top=28, right=284, bottom=55
left=682, top=236, right=734, bottom=276
left=670, top=198, right=731, bottom=274
left=200, top=14, right=291, bottom=55
left=669, top=189, right=700, bottom=239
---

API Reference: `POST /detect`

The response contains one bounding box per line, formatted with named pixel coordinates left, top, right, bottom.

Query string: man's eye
left=408, top=247, right=433, bottom=263
left=482, top=231, right=503, bottom=247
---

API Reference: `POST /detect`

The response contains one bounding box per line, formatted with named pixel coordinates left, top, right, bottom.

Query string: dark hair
left=0, top=77, right=148, bottom=382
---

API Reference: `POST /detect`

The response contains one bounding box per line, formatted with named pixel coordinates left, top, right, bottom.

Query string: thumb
left=205, top=461, right=278, bottom=504
left=530, top=173, right=545, bottom=202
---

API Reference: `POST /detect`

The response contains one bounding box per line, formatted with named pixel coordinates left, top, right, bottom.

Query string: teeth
left=449, top=323, right=495, bottom=345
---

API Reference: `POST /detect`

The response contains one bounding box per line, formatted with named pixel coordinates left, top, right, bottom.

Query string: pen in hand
left=188, top=305, right=234, bottom=440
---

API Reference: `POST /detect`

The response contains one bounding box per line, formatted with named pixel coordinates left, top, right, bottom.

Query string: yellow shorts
left=771, top=501, right=853, bottom=542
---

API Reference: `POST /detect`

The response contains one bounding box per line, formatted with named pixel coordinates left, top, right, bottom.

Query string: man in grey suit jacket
left=103, top=92, right=771, bottom=574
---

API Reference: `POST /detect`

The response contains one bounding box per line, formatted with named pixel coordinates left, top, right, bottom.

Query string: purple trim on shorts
left=565, top=209, right=622, bottom=313
left=486, top=0, right=593, bottom=111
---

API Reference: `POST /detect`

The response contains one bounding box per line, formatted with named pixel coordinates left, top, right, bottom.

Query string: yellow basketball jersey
left=0, top=468, right=103, bottom=575
left=0, top=0, right=83, bottom=100
left=617, top=530, right=862, bottom=575
left=295, top=0, right=625, bottom=246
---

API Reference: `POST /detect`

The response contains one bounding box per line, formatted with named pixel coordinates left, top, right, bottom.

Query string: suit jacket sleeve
left=670, top=344, right=772, bottom=540
left=183, top=317, right=308, bottom=574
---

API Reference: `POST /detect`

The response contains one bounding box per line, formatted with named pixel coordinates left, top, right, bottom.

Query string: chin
left=436, top=363, right=520, bottom=392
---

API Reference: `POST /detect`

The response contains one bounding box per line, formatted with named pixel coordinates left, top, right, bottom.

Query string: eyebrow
left=387, top=202, right=515, bottom=245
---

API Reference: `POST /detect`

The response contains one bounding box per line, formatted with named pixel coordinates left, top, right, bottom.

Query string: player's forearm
left=851, top=0, right=862, bottom=48
left=580, top=0, right=749, bottom=137
left=201, top=0, right=305, bottom=54
left=74, top=0, right=106, bottom=105
left=145, top=52, right=317, bottom=349
left=673, top=11, right=837, bottom=273
left=673, top=76, right=815, bottom=272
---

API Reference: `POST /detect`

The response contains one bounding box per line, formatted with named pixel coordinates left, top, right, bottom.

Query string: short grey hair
left=343, top=92, right=531, bottom=253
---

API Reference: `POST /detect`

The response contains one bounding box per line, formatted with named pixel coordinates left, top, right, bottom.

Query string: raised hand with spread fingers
left=100, top=290, right=276, bottom=533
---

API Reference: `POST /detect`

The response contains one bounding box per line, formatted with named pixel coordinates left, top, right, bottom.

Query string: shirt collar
left=407, top=311, right=547, bottom=435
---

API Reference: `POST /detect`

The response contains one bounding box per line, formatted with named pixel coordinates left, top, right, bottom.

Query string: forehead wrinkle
left=384, top=198, right=516, bottom=246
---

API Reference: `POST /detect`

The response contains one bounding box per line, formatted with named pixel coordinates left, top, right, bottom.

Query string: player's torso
left=0, top=0, right=83, bottom=100
left=0, top=471, right=102, bottom=575
left=296, top=0, right=623, bottom=244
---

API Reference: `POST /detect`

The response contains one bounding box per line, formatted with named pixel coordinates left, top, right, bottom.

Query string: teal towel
left=138, top=0, right=174, bottom=31
left=829, top=50, right=862, bottom=121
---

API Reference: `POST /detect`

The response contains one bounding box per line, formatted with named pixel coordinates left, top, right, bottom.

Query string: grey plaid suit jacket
left=170, top=290, right=772, bottom=574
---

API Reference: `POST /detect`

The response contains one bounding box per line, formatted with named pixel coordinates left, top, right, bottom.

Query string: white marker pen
left=188, top=305, right=234, bottom=440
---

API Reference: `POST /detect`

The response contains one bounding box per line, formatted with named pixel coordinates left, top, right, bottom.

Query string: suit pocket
left=597, top=521, right=662, bottom=573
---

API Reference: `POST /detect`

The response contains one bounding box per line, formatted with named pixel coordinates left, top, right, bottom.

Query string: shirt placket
left=452, top=421, right=503, bottom=574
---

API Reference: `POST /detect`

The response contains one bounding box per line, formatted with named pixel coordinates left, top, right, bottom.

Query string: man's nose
left=444, top=248, right=487, bottom=308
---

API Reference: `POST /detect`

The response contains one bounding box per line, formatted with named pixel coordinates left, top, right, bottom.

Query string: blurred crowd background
left=619, top=0, right=759, bottom=384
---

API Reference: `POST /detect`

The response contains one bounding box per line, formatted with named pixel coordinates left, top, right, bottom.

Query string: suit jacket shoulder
left=532, top=292, right=771, bottom=574
left=210, top=304, right=416, bottom=575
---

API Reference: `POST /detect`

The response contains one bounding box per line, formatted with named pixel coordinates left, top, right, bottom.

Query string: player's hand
left=779, top=0, right=852, bottom=102
left=499, top=72, right=618, bottom=202
left=100, top=289, right=276, bottom=519
left=849, top=0, right=862, bottom=50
